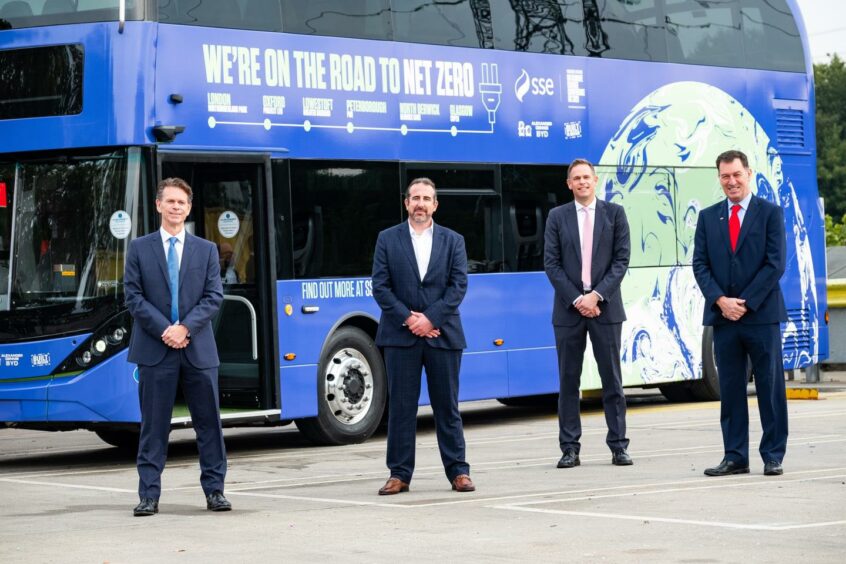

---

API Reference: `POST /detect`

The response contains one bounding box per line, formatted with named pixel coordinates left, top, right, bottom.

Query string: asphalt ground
left=1, top=376, right=845, bottom=563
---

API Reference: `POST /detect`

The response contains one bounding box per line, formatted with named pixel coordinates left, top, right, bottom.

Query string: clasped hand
left=161, top=323, right=190, bottom=349
left=717, top=296, right=747, bottom=321
left=405, top=311, right=440, bottom=338
left=575, top=292, right=601, bottom=318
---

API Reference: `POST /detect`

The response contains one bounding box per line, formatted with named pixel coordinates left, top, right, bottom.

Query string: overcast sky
left=793, top=0, right=846, bottom=62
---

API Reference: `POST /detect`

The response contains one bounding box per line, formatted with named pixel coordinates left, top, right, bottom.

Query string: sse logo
left=514, top=69, right=554, bottom=102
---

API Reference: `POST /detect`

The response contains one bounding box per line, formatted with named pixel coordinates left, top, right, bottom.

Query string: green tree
left=815, top=55, right=846, bottom=221
left=825, top=214, right=846, bottom=246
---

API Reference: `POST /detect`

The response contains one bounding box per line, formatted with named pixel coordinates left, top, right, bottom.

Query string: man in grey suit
left=125, top=177, right=229, bottom=515
left=544, top=159, right=632, bottom=469
left=371, top=177, right=474, bottom=495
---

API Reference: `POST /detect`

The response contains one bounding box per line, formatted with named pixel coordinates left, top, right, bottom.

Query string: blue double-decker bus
left=0, top=0, right=828, bottom=447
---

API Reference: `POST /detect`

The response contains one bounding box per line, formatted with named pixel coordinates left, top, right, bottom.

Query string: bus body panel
left=0, top=22, right=156, bottom=151
left=46, top=351, right=140, bottom=422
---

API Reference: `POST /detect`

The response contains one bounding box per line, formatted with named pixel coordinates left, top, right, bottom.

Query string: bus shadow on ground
left=0, top=393, right=669, bottom=471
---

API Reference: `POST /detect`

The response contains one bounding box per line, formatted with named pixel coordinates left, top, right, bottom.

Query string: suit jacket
left=372, top=222, right=467, bottom=350
left=125, top=231, right=224, bottom=368
left=544, top=199, right=630, bottom=326
left=692, top=195, right=787, bottom=326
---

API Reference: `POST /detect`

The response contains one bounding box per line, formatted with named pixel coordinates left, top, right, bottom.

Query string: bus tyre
left=94, top=428, right=140, bottom=451
left=690, top=326, right=721, bottom=401
left=295, top=327, right=386, bottom=445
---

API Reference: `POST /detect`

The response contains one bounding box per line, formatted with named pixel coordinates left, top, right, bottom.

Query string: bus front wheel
left=295, top=327, right=387, bottom=445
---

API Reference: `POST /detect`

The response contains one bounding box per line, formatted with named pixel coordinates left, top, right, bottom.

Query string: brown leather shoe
left=451, top=474, right=475, bottom=492
left=378, top=477, right=409, bottom=496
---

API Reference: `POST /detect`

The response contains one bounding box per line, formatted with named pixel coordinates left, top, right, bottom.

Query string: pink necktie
left=581, top=207, right=593, bottom=290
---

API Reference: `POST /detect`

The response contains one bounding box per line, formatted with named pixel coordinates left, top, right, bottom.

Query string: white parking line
left=0, top=477, right=135, bottom=493
left=490, top=506, right=846, bottom=531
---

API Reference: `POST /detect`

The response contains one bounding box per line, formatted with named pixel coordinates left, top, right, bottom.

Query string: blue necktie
left=167, top=236, right=179, bottom=323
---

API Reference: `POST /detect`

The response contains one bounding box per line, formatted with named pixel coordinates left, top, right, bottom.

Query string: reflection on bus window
left=490, top=0, right=585, bottom=54
left=665, top=0, right=740, bottom=67
left=202, top=179, right=255, bottom=285
left=0, top=45, right=84, bottom=120
left=392, top=0, right=494, bottom=48
left=8, top=150, right=135, bottom=311
left=281, top=0, right=391, bottom=39
left=590, top=0, right=666, bottom=61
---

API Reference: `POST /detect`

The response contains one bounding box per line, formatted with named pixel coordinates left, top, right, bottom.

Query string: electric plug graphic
left=479, top=63, right=502, bottom=126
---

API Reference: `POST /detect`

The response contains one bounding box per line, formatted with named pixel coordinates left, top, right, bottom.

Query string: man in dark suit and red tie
left=371, top=177, right=474, bottom=495
left=125, top=177, right=230, bottom=515
left=693, top=150, right=788, bottom=477
left=544, top=158, right=632, bottom=469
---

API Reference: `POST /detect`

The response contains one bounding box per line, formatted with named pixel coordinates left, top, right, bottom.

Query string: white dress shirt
left=409, top=221, right=434, bottom=280
left=160, top=227, right=186, bottom=268
left=726, top=192, right=753, bottom=226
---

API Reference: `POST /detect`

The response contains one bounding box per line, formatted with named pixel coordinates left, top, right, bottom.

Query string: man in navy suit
left=371, top=177, right=474, bottom=495
left=125, top=177, right=230, bottom=515
left=544, top=158, right=632, bottom=469
left=693, top=150, right=788, bottom=477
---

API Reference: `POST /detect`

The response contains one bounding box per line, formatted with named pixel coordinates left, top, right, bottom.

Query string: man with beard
left=371, top=177, right=474, bottom=495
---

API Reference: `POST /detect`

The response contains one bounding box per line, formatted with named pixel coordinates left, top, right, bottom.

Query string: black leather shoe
left=133, top=498, right=158, bottom=516
left=557, top=449, right=580, bottom=468
left=612, top=449, right=633, bottom=466
left=704, top=459, right=750, bottom=476
left=764, top=461, right=783, bottom=476
left=206, top=491, right=232, bottom=512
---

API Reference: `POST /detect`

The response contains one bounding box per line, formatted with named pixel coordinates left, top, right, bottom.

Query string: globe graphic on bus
left=595, top=81, right=818, bottom=384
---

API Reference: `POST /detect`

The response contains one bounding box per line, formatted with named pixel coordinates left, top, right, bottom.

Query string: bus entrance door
left=159, top=157, right=275, bottom=411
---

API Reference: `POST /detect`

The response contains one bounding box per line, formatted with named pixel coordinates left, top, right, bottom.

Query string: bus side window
left=741, top=1, right=805, bottom=72
left=391, top=0, right=493, bottom=49
left=42, top=0, right=74, bottom=15
left=292, top=207, right=323, bottom=278
left=591, top=0, right=667, bottom=62
left=158, top=0, right=243, bottom=28
left=665, top=0, right=741, bottom=67
left=0, top=1, right=32, bottom=18
left=507, top=201, right=544, bottom=272
left=290, top=161, right=400, bottom=278
left=242, top=0, right=283, bottom=32
left=501, top=164, right=568, bottom=273
left=489, top=0, right=586, bottom=55
left=282, top=0, right=391, bottom=41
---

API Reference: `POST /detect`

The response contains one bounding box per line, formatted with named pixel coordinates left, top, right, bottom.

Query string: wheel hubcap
left=324, top=347, right=373, bottom=425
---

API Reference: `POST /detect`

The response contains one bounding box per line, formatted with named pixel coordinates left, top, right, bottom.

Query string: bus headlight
left=106, top=327, right=126, bottom=345
left=77, top=350, right=93, bottom=367
left=91, top=339, right=108, bottom=356
left=55, top=310, right=133, bottom=376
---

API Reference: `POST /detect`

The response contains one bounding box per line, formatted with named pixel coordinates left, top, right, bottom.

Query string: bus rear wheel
left=295, top=327, right=386, bottom=445
left=94, top=428, right=140, bottom=451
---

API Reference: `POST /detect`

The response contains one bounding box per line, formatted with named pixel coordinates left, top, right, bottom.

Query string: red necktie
left=729, top=204, right=741, bottom=252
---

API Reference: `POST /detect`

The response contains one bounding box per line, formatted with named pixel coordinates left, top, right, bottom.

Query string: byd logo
left=514, top=69, right=554, bottom=102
